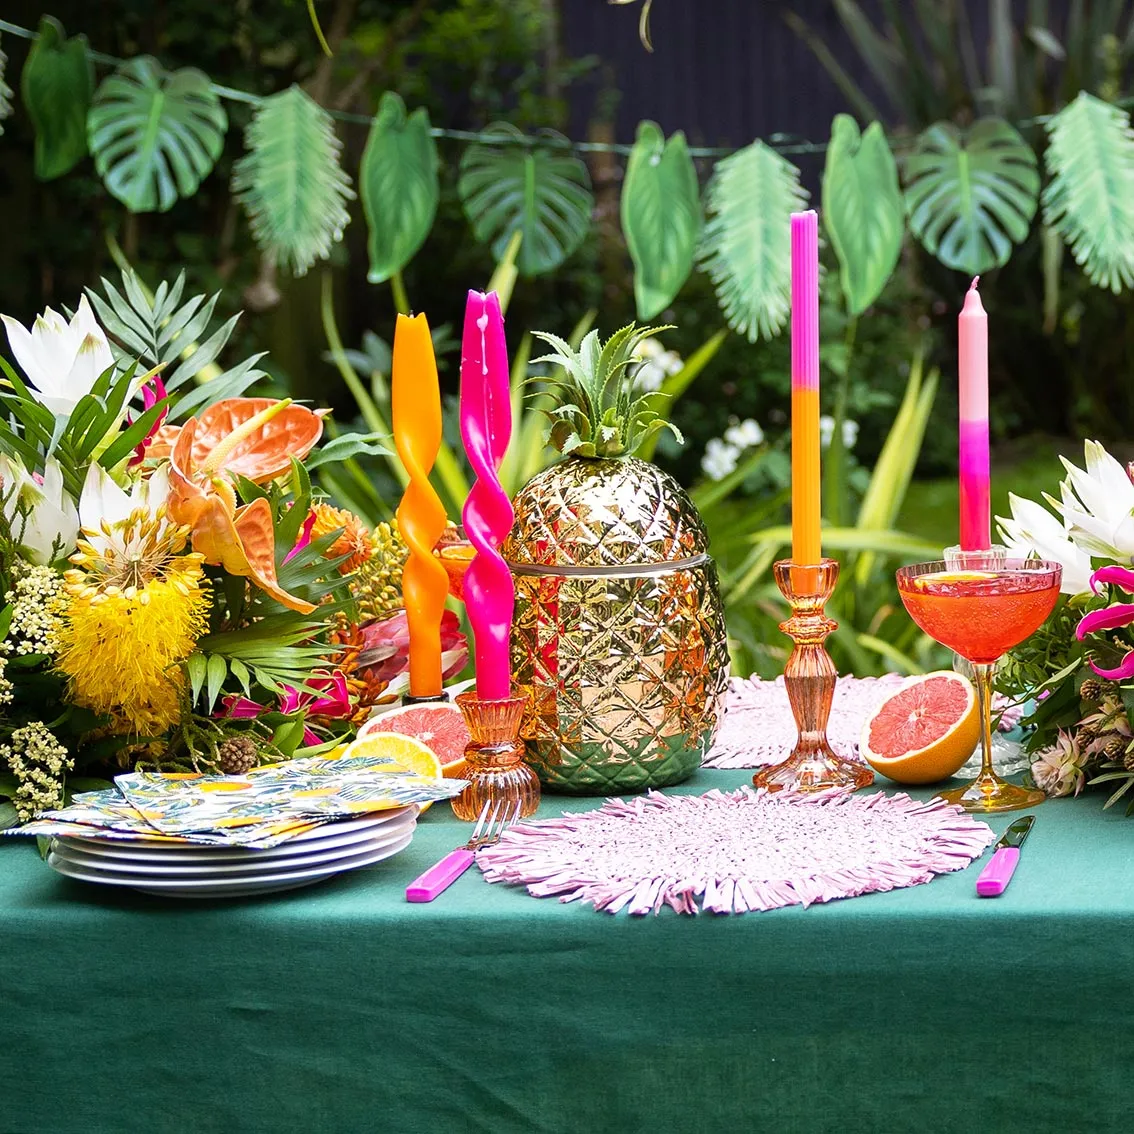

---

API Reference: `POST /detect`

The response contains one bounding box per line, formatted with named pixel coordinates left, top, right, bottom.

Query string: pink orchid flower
left=283, top=508, right=317, bottom=564
left=219, top=692, right=325, bottom=748
left=1076, top=565, right=1134, bottom=679
left=127, top=373, right=169, bottom=467
left=278, top=670, right=353, bottom=718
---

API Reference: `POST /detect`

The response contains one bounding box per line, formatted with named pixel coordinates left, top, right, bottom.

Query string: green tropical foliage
left=902, top=118, right=1039, bottom=276
left=621, top=120, right=702, bottom=321
left=822, top=115, right=903, bottom=316
left=87, top=57, right=227, bottom=213
left=19, top=16, right=92, bottom=180
left=232, top=85, right=354, bottom=276
left=1042, top=91, right=1134, bottom=293
left=698, top=141, right=808, bottom=342
left=458, top=122, right=593, bottom=276
left=359, top=92, right=439, bottom=286
left=0, top=42, right=13, bottom=135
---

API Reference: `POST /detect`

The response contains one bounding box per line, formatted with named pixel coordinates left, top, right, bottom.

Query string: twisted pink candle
left=958, top=277, right=990, bottom=550
left=459, top=290, right=515, bottom=700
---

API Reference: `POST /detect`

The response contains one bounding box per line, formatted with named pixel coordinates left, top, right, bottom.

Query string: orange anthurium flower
left=147, top=398, right=326, bottom=483
left=167, top=402, right=317, bottom=614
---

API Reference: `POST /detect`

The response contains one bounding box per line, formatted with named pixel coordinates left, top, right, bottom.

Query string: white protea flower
left=723, top=418, right=764, bottom=449
left=996, top=492, right=1093, bottom=596
left=1052, top=440, right=1134, bottom=561
left=78, top=462, right=175, bottom=559
left=0, top=454, right=79, bottom=565
left=701, top=438, right=740, bottom=481
left=1, top=296, right=115, bottom=416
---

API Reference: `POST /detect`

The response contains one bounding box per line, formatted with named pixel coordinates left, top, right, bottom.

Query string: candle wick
left=477, top=312, right=489, bottom=377
left=969, top=275, right=980, bottom=292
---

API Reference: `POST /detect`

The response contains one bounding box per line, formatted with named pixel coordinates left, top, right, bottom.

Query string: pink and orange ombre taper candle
left=790, top=210, right=822, bottom=566
left=459, top=290, right=515, bottom=701
left=958, top=277, right=991, bottom=551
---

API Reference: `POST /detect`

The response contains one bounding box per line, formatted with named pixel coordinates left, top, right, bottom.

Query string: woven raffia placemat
left=704, top=674, right=905, bottom=769
left=477, top=788, right=995, bottom=916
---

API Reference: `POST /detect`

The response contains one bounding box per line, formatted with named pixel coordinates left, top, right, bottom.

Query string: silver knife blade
left=995, top=814, right=1034, bottom=850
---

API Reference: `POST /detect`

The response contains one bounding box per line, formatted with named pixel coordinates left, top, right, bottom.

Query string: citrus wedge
left=358, top=702, right=469, bottom=778
left=859, top=671, right=980, bottom=785
left=341, top=732, right=443, bottom=779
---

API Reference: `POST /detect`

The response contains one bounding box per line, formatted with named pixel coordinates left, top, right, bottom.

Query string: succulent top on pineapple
left=532, top=324, right=684, bottom=459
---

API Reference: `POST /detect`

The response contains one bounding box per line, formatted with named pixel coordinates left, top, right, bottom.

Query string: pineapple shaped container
left=503, top=326, right=729, bottom=794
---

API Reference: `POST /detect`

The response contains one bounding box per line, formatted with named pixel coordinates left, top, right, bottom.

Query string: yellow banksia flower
left=351, top=520, right=408, bottom=622
left=309, top=502, right=371, bottom=574
left=56, top=510, right=210, bottom=736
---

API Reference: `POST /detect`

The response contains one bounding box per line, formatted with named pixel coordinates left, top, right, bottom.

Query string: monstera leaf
left=20, top=17, right=93, bottom=180
left=88, top=57, right=226, bottom=212
left=232, top=86, right=354, bottom=276
left=902, top=118, right=1039, bottom=276
left=822, top=114, right=903, bottom=315
left=0, top=41, right=13, bottom=136
left=698, top=140, right=808, bottom=342
left=458, top=122, right=593, bottom=276
left=621, top=120, right=703, bottom=319
left=359, top=92, right=439, bottom=284
left=1043, top=92, right=1134, bottom=294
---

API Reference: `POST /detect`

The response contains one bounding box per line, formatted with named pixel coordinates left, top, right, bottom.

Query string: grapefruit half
left=357, top=702, right=470, bottom=778
left=859, top=671, right=980, bottom=785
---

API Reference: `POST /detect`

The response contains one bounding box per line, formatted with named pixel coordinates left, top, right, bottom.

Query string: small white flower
left=632, top=360, right=666, bottom=392
left=701, top=438, right=740, bottom=481
left=2, top=296, right=116, bottom=417
left=723, top=419, right=764, bottom=449
left=842, top=419, right=859, bottom=449
left=819, top=415, right=834, bottom=448
left=0, top=455, right=79, bottom=565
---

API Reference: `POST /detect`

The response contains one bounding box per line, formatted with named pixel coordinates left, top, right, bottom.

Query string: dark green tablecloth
left=3, top=767, right=1134, bottom=1134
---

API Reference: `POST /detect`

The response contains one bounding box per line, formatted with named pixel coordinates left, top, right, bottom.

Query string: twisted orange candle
left=392, top=313, right=449, bottom=698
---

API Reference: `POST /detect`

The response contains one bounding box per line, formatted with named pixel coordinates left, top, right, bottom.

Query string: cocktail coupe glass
left=895, top=556, right=1062, bottom=813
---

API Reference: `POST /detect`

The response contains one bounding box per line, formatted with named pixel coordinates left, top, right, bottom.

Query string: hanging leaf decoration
left=232, top=85, right=354, bottom=277
left=87, top=57, right=227, bottom=213
left=359, top=92, right=439, bottom=285
left=1043, top=92, right=1134, bottom=294
left=822, top=114, right=903, bottom=316
left=458, top=122, right=593, bottom=276
left=20, top=17, right=93, bottom=180
left=621, top=120, right=703, bottom=320
left=902, top=117, right=1039, bottom=276
left=0, top=41, right=13, bottom=136
left=698, top=140, right=808, bottom=342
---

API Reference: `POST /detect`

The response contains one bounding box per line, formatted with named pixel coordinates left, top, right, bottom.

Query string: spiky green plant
left=530, top=324, right=684, bottom=459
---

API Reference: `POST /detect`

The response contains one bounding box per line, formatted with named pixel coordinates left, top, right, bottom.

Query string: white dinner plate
left=57, top=809, right=417, bottom=865
left=50, top=816, right=416, bottom=877
left=60, top=807, right=418, bottom=861
left=47, top=830, right=415, bottom=898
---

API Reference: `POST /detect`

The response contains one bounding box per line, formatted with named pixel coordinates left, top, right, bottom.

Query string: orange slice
left=340, top=732, right=443, bottom=779
left=859, top=671, right=980, bottom=784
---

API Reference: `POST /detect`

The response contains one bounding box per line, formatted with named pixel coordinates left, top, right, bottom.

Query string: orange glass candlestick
left=752, top=560, right=874, bottom=793
left=450, top=690, right=540, bottom=821
left=392, top=313, right=449, bottom=699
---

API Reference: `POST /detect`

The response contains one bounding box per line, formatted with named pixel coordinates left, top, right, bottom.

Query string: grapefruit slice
left=341, top=732, right=443, bottom=778
left=859, top=671, right=980, bottom=784
left=357, top=702, right=470, bottom=778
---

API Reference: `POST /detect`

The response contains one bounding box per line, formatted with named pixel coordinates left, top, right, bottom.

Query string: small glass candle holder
left=451, top=690, right=541, bottom=821
left=752, top=559, right=874, bottom=793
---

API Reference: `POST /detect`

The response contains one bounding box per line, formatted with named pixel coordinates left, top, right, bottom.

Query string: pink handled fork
left=405, top=799, right=522, bottom=902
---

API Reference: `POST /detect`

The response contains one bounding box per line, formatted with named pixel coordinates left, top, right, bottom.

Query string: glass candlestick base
left=451, top=690, right=541, bottom=821
left=753, top=560, right=874, bottom=794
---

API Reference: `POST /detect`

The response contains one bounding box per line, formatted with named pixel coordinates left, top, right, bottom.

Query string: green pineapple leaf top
left=530, top=323, right=684, bottom=459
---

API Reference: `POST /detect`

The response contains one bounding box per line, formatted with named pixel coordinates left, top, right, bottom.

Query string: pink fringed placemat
left=477, top=788, right=995, bottom=917
left=704, top=674, right=906, bottom=769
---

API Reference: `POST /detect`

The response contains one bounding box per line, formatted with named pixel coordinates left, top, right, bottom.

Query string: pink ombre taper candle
left=790, top=211, right=822, bottom=566
left=958, top=277, right=991, bottom=551
left=459, top=290, right=515, bottom=700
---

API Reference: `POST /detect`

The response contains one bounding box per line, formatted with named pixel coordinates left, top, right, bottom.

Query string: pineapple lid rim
left=506, top=554, right=711, bottom=578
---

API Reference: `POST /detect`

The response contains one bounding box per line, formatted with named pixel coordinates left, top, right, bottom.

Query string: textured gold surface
left=503, top=456, right=709, bottom=568
left=506, top=455, right=728, bottom=795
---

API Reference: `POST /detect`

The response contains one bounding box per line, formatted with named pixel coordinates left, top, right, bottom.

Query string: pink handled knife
left=976, top=814, right=1034, bottom=897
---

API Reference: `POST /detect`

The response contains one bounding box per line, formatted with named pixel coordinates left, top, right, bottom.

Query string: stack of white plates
left=45, top=807, right=418, bottom=898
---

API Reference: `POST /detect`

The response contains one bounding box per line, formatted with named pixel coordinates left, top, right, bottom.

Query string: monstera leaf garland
left=458, top=123, right=593, bottom=276
left=359, top=92, right=440, bottom=285
left=698, top=140, right=808, bottom=342
left=1043, top=92, right=1134, bottom=293
left=902, top=118, right=1039, bottom=276
left=20, top=17, right=93, bottom=180
left=822, top=115, right=903, bottom=315
left=621, top=121, right=703, bottom=320
left=88, top=58, right=227, bottom=213
left=232, top=86, right=354, bottom=276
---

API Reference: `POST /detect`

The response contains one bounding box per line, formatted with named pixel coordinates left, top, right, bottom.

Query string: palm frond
left=232, top=86, right=354, bottom=276
left=698, top=141, right=808, bottom=342
left=1042, top=91, right=1134, bottom=292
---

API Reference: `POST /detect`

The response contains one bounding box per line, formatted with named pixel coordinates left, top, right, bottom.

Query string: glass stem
left=973, top=662, right=996, bottom=781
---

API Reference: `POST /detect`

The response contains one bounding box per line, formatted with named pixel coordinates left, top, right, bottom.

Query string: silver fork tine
left=470, top=800, right=503, bottom=850
left=467, top=799, right=493, bottom=846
